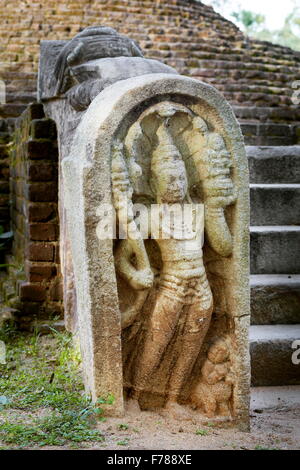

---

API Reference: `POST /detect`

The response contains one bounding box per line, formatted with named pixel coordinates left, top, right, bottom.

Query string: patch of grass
left=117, top=439, right=129, bottom=446
left=0, top=327, right=111, bottom=448
left=205, top=422, right=215, bottom=428
left=0, top=411, right=104, bottom=448
left=117, top=423, right=129, bottom=431
left=195, top=429, right=209, bottom=436
left=254, top=445, right=280, bottom=451
left=0, top=329, right=85, bottom=412
left=0, top=321, right=18, bottom=343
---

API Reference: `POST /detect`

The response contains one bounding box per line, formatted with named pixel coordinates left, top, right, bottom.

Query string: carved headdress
left=151, top=120, right=183, bottom=171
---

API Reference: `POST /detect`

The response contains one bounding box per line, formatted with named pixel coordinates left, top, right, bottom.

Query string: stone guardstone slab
left=39, top=27, right=250, bottom=429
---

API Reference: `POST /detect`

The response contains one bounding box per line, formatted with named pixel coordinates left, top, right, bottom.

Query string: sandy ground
left=2, top=391, right=299, bottom=450
left=90, top=406, right=300, bottom=450
left=1, top=333, right=299, bottom=451
left=34, top=404, right=299, bottom=451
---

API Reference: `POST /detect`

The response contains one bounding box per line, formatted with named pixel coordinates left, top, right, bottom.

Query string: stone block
left=27, top=162, right=56, bottom=182
left=27, top=203, right=56, bottom=222
left=28, top=223, right=58, bottom=241
left=26, top=182, right=58, bottom=202
left=27, top=140, right=57, bottom=160
left=25, top=261, right=56, bottom=282
left=19, top=282, right=47, bottom=302
left=27, top=242, right=54, bottom=262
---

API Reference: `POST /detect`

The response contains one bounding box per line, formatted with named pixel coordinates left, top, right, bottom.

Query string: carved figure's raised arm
left=191, top=117, right=236, bottom=257
left=111, top=143, right=153, bottom=290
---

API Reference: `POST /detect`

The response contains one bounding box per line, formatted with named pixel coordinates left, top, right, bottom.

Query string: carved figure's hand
left=225, top=368, right=235, bottom=385
left=115, top=237, right=154, bottom=290
left=202, top=149, right=236, bottom=256
left=128, top=267, right=154, bottom=290
left=198, top=146, right=236, bottom=209
left=203, top=179, right=236, bottom=209
left=205, top=365, right=227, bottom=385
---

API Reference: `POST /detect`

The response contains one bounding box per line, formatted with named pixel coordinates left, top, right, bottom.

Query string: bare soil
left=36, top=405, right=300, bottom=451
left=91, top=406, right=300, bottom=450
left=1, top=333, right=299, bottom=451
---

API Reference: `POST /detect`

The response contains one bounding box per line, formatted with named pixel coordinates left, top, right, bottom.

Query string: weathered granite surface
left=39, top=27, right=250, bottom=428
left=61, top=73, right=250, bottom=428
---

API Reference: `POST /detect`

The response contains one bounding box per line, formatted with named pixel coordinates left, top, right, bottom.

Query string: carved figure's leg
left=203, top=396, right=217, bottom=417
left=131, top=290, right=184, bottom=399
left=167, top=274, right=213, bottom=403
left=219, top=401, right=231, bottom=416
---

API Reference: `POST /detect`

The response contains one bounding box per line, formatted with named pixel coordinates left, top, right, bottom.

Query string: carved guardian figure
left=112, top=102, right=237, bottom=417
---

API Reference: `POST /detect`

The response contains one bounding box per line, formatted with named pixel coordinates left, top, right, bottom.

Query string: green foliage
left=203, top=0, right=300, bottom=51
left=0, top=412, right=104, bottom=448
left=195, top=429, right=209, bottom=436
left=255, top=445, right=280, bottom=450
left=96, top=393, right=115, bottom=406
left=231, top=5, right=300, bottom=51
left=232, top=10, right=265, bottom=31
left=0, top=320, right=18, bottom=343
left=205, top=422, right=215, bottom=427
left=117, top=439, right=129, bottom=446
left=0, top=332, right=84, bottom=411
left=252, top=7, right=300, bottom=51
left=0, top=329, right=108, bottom=448
left=0, top=225, right=13, bottom=258
left=118, top=423, right=129, bottom=430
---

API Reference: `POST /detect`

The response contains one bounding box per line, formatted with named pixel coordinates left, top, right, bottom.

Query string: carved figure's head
left=207, top=338, right=230, bottom=364
left=150, top=121, right=188, bottom=203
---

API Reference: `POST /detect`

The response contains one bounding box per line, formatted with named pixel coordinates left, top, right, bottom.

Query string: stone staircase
left=247, top=144, right=300, bottom=387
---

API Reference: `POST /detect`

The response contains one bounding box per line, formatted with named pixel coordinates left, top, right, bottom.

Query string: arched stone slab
left=62, top=73, right=250, bottom=428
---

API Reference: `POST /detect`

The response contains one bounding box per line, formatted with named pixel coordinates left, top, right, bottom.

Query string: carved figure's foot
left=163, top=400, right=194, bottom=421
left=204, top=409, right=216, bottom=418
left=218, top=402, right=231, bottom=417
left=126, top=398, right=141, bottom=415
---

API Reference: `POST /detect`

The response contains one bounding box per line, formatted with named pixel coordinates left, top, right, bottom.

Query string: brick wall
left=2, top=103, right=63, bottom=329
left=0, top=0, right=300, bottom=122
left=0, top=118, right=13, bottom=234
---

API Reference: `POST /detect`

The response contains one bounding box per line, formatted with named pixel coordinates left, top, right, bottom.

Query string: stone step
left=250, top=226, right=300, bottom=274
left=251, top=385, right=300, bottom=410
left=251, top=274, right=300, bottom=325
left=234, top=106, right=300, bottom=123
left=35, top=320, right=65, bottom=335
left=250, top=325, right=300, bottom=386
left=240, top=122, right=299, bottom=146
left=247, top=145, right=300, bottom=184
left=250, top=184, right=300, bottom=225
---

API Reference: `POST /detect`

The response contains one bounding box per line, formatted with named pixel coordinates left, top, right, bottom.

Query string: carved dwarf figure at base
left=191, top=338, right=234, bottom=418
